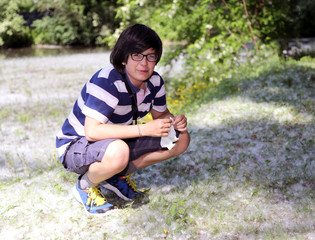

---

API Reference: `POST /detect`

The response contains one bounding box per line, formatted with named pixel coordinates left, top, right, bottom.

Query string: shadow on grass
left=148, top=59, right=315, bottom=188
left=149, top=119, right=314, bottom=191
left=134, top=60, right=315, bottom=225
left=133, top=118, right=314, bottom=237
left=184, top=58, right=315, bottom=118
left=100, top=190, right=151, bottom=209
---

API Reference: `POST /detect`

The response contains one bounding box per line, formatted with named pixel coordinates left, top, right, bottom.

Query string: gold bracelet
left=137, top=124, right=142, bottom=137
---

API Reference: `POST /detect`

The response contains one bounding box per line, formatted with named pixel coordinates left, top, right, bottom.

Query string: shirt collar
left=124, top=73, right=141, bottom=93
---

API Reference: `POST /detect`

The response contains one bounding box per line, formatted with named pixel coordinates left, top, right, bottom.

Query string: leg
left=101, top=131, right=190, bottom=201
left=87, top=139, right=129, bottom=184
left=63, top=138, right=126, bottom=214
left=133, top=131, right=190, bottom=170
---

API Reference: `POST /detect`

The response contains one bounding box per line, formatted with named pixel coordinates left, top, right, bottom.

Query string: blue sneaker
left=73, top=178, right=114, bottom=215
left=101, top=174, right=146, bottom=201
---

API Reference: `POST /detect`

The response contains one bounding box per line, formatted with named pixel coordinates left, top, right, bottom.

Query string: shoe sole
left=72, top=186, right=113, bottom=216
left=101, top=182, right=132, bottom=202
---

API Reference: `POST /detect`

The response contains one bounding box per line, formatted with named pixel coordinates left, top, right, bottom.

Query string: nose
left=139, top=57, right=149, bottom=65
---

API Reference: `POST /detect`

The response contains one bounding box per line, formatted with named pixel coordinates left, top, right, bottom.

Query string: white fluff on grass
left=0, top=52, right=314, bottom=239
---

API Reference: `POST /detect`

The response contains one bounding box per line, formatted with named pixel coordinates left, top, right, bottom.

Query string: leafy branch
left=242, top=0, right=259, bottom=52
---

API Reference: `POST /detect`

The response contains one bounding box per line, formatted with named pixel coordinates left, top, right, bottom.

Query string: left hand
left=172, top=114, right=188, bottom=132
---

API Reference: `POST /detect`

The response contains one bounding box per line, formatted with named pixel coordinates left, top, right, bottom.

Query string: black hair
left=110, top=24, right=163, bottom=74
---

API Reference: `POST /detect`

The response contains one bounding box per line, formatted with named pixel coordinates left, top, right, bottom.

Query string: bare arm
left=84, top=105, right=189, bottom=141
left=84, top=116, right=140, bottom=141
left=151, top=108, right=174, bottom=120
left=84, top=113, right=174, bottom=141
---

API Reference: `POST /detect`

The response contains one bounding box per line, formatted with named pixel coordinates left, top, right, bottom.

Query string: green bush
left=1, top=0, right=314, bottom=49
left=31, top=0, right=119, bottom=46
left=0, top=0, right=33, bottom=48
left=0, top=0, right=119, bottom=48
left=106, top=0, right=315, bottom=116
left=108, top=0, right=291, bottom=74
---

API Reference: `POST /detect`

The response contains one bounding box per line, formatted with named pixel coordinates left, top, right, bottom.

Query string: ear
left=122, top=56, right=129, bottom=65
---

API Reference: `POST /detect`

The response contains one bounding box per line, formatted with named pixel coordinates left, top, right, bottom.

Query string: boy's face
left=123, top=48, right=156, bottom=89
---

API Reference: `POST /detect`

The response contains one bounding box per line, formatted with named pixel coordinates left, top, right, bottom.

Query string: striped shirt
left=56, top=66, right=167, bottom=163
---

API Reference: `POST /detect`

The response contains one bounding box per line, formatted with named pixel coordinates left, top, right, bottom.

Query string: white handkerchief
left=160, top=123, right=179, bottom=150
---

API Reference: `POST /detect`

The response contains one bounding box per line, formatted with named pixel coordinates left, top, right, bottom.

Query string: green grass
left=0, top=51, right=314, bottom=239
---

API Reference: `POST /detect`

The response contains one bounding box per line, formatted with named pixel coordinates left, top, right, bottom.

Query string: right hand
left=142, top=118, right=172, bottom=137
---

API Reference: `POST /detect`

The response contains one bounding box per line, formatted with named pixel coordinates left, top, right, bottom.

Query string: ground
left=0, top=50, right=314, bottom=239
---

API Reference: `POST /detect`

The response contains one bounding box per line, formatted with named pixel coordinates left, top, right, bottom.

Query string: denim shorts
left=62, top=136, right=164, bottom=175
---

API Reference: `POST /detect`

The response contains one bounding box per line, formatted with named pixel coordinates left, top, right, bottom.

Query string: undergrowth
left=167, top=53, right=315, bottom=117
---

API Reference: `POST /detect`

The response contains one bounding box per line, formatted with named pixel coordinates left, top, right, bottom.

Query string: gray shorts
left=62, top=136, right=164, bottom=175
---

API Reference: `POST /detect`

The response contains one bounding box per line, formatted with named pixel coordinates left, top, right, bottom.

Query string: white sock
left=79, top=173, right=98, bottom=189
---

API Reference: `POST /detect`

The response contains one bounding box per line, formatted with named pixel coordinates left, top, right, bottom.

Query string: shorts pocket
left=63, top=137, right=90, bottom=174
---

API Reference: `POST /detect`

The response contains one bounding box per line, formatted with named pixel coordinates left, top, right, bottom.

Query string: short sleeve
left=152, top=76, right=167, bottom=112
left=81, top=72, right=119, bottom=123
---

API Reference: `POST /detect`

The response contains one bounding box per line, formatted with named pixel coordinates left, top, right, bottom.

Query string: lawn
left=0, top=50, right=314, bottom=239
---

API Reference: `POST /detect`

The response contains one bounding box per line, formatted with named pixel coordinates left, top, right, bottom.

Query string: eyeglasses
left=130, top=53, right=158, bottom=62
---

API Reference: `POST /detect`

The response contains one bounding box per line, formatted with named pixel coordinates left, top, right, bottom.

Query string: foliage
left=0, top=0, right=120, bottom=47
left=107, top=0, right=292, bottom=89
left=0, top=0, right=33, bottom=48
left=169, top=50, right=315, bottom=116
left=1, top=0, right=314, bottom=49
left=108, top=0, right=291, bottom=50
left=31, top=0, right=120, bottom=46
left=107, top=0, right=302, bottom=118
left=285, top=0, right=315, bottom=38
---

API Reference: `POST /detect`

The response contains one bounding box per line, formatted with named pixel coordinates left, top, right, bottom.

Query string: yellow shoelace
left=123, top=174, right=139, bottom=192
left=86, top=187, right=107, bottom=207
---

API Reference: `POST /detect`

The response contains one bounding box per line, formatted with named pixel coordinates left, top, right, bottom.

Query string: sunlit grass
left=168, top=54, right=315, bottom=117
left=0, top=51, right=314, bottom=239
left=118, top=54, right=314, bottom=239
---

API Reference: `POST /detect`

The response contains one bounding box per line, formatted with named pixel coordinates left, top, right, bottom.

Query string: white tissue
left=160, top=118, right=179, bottom=150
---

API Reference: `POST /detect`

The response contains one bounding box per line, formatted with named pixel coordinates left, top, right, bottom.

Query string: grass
left=0, top=50, right=314, bottom=239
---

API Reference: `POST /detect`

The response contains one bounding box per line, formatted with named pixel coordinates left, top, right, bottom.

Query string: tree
left=0, top=0, right=33, bottom=48
left=107, top=0, right=291, bottom=82
left=0, top=0, right=120, bottom=47
left=32, top=0, right=120, bottom=46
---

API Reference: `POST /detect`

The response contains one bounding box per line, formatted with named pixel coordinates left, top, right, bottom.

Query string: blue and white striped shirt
left=56, top=66, right=167, bottom=163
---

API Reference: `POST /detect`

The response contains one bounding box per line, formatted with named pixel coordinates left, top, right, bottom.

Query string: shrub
left=0, top=0, right=33, bottom=48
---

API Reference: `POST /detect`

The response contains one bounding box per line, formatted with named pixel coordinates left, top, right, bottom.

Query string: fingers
left=173, top=114, right=185, bottom=124
left=160, top=119, right=171, bottom=135
left=147, top=116, right=187, bottom=137
left=146, top=118, right=172, bottom=137
left=173, top=114, right=187, bottom=132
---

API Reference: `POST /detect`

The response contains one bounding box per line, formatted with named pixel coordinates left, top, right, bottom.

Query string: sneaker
left=101, top=174, right=146, bottom=201
left=73, top=178, right=114, bottom=215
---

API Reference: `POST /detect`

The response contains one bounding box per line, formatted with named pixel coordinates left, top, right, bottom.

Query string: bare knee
left=172, top=131, right=190, bottom=156
left=102, top=140, right=129, bottom=171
